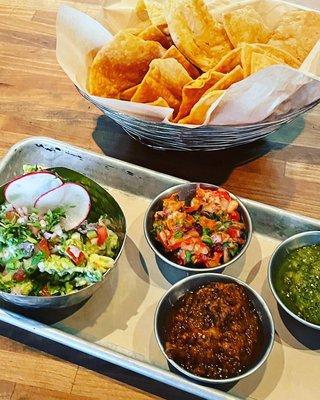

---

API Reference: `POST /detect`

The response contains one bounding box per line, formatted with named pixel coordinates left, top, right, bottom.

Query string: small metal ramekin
left=144, top=183, right=252, bottom=273
left=154, top=273, right=274, bottom=384
left=268, top=230, right=320, bottom=331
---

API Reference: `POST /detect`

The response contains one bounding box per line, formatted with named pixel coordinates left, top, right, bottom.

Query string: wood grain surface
left=0, top=1, right=319, bottom=399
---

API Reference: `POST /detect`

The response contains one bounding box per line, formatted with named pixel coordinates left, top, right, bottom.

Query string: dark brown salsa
left=164, top=282, right=263, bottom=379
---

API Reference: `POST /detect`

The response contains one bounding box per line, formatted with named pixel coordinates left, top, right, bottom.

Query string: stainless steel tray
left=0, top=137, right=319, bottom=400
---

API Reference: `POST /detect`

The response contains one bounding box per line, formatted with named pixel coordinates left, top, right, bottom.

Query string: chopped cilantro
left=185, top=250, right=192, bottom=264
left=31, top=251, right=45, bottom=266
left=202, top=235, right=213, bottom=245
left=174, top=231, right=183, bottom=239
left=45, top=208, right=66, bottom=231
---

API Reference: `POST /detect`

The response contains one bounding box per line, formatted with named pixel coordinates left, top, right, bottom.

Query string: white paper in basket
left=56, top=0, right=320, bottom=127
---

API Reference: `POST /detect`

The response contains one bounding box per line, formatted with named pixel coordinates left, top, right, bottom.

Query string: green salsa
left=274, top=244, right=320, bottom=325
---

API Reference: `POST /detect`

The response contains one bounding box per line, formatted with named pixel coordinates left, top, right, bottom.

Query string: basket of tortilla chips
left=56, top=0, right=320, bottom=151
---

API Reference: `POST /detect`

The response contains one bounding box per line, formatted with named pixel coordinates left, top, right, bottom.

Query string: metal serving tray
left=0, top=137, right=319, bottom=400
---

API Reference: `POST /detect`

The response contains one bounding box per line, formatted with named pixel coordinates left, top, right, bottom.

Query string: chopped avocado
left=12, top=280, right=33, bottom=295
left=105, top=229, right=119, bottom=257
left=87, top=230, right=97, bottom=239
left=38, top=254, right=80, bottom=276
left=87, top=254, right=114, bottom=271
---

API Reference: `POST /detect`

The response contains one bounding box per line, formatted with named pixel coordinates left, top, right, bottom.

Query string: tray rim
left=1, top=136, right=319, bottom=228
left=0, top=136, right=319, bottom=400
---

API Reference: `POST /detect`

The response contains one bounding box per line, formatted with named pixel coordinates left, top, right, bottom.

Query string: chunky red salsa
left=152, top=187, right=247, bottom=268
left=164, top=282, right=263, bottom=379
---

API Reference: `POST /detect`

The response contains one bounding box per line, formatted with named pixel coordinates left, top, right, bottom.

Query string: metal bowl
left=154, top=273, right=274, bottom=384
left=79, top=88, right=320, bottom=151
left=144, top=183, right=252, bottom=273
left=268, top=231, right=320, bottom=331
left=0, top=168, right=126, bottom=309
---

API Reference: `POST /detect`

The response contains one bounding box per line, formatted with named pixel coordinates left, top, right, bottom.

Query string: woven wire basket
left=80, top=89, right=320, bottom=151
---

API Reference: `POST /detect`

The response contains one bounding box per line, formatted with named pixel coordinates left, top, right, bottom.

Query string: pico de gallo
left=152, top=187, right=247, bottom=268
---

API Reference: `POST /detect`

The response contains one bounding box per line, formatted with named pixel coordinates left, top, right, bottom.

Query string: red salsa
left=164, top=282, right=264, bottom=379
left=152, top=187, right=247, bottom=268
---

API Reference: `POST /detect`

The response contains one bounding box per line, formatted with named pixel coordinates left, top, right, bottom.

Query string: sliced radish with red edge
left=5, top=172, right=63, bottom=209
left=35, top=183, right=91, bottom=231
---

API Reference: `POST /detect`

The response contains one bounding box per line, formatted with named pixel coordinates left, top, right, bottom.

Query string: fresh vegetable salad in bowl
left=144, top=183, right=252, bottom=273
left=0, top=166, right=126, bottom=308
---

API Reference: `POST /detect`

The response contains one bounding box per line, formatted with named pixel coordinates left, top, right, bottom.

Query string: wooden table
left=0, top=0, right=319, bottom=399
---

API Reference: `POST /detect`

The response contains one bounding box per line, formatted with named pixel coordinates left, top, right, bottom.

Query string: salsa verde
left=274, top=243, right=320, bottom=325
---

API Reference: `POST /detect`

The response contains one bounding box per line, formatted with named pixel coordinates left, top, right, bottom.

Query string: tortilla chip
left=120, top=85, right=140, bottom=101
left=240, top=43, right=258, bottom=77
left=205, top=65, right=244, bottom=94
left=144, top=0, right=167, bottom=27
left=148, top=97, right=170, bottom=107
left=240, top=43, right=300, bottom=77
left=165, top=0, right=233, bottom=71
left=131, top=58, right=192, bottom=115
left=250, top=52, right=284, bottom=74
left=255, top=44, right=300, bottom=68
left=223, top=6, right=271, bottom=47
left=213, top=47, right=241, bottom=73
left=268, top=10, right=320, bottom=63
left=138, top=25, right=172, bottom=49
left=122, top=26, right=149, bottom=36
left=204, top=65, right=244, bottom=95
left=88, top=32, right=164, bottom=98
left=135, top=0, right=150, bottom=22
left=178, top=90, right=224, bottom=125
left=162, top=46, right=200, bottom=79
left=174, top=69, right=224, bottom=122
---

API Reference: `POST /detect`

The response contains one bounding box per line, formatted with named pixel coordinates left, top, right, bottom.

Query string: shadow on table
left=0, top=298, right=89, bottom=324
left=92, top=114, right=305, bottom=184
left=277, top=306, right=320, bottom=350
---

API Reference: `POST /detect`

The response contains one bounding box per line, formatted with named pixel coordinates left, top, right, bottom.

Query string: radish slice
left=35, top=183, right=91, bottom=231
left=5, top=172, right=63, bottom=209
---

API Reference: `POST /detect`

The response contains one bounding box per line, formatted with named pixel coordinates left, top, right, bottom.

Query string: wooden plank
left=11, top=8, right=35, bottom=21
left=0, top=380, right=15, bottom=400
left=285, top=162, right=320, bottom=184
left=0, top=349, right=77, bottom=392
left=11, top=384, right=95, bottom=400
left=71, top=368, right=161, bottom=400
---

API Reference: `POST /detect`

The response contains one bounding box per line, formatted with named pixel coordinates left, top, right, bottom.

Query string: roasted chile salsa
left=164, top=282, right=264, bottom=379
left=152, top=187, right=247, bottom=268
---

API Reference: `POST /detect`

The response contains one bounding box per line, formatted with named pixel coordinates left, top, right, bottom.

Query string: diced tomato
left=5, top=211, right=16, bottom=221
left=37, top=238, right=50, bottom=257
left=227, top=228, right=240, bottom=240
left=97, top=225, right=108, bottom=246
left=192, top=253, right=207, bottom=265
left=39, top=285, right=50, bottom=296
left=229, top=210, right=240, bottom=222
left=216, top=189, right=231, bottom=201
left=199, top=216, right=217, bottom=231
left=66, top=246, right=85, bottom=266
left=185, top=198, right=201, bottom=213
left=13, top=270, right=26, bottom=282
left=205, top=251, right=223, bottom=268
left=184, top=206, right=198, bottom=213
left=166, top=239, right=184, bottom=251
left=195, top=187, right=207, bottom=200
